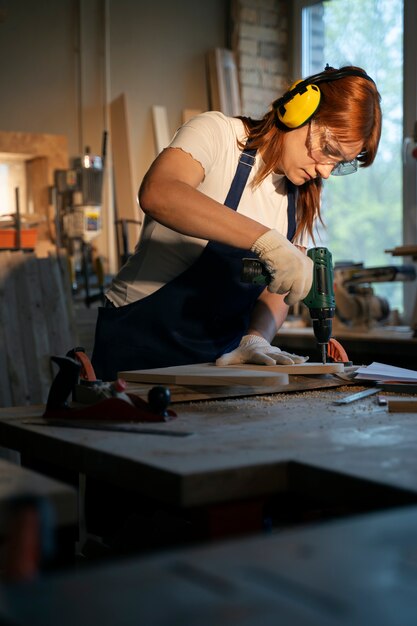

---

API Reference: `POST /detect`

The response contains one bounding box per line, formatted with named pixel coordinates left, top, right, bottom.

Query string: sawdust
left=187, top=385, right=413, bottom=411
left=176, top=381, right=417, bottom=435
left=184, top=385, right=364, bottom=410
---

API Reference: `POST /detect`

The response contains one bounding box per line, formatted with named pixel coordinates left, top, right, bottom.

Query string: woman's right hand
left=251, top=229, right=313, bottom=306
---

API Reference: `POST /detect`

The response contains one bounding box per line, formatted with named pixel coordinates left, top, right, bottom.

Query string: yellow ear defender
left=273, top=66, right=374, bottom=129
left=276, top=79, right=321, bottom=129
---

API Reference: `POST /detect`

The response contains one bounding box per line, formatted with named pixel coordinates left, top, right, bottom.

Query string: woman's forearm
left=139, top=147, right=268, bottom=249
left=246, top=290, right=289, bottom=343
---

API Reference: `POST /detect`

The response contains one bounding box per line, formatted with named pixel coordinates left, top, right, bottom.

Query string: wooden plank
left=0, top=252, right=30, bottom=406
left=151, top=105, right=170, bottom=154
left=38, top=254, right=78, bottom=357
left=126, top=375, right=351, bottom=403
left=110, top=93, right=141, bottom=247
left=0, top=254, right=13, bottom=406
left=25, top=156, right=48, bottom=241
left=233, top=362, right=345, bottom=375
left=38, top=255, right=65, bottom=357
left=119, top=363, right=289, bottom=386
left=109, top=93, right=140, bottom=265
left=55, top=251, right=79, bottom=344
left=206, top=48, right=241, bottom=116
left=13, top=253, right=51, bottom=403
left=387, top=398, right=417, bottom=413
left=0, top=252, right=77, bottom=407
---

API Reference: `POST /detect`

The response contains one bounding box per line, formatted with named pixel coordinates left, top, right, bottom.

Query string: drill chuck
left=310, top=311, right=333, bottom=344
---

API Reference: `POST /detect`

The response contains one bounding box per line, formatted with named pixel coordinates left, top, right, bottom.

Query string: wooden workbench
left=0, top=378, right=416, bottom=514
left=3, top=504, right=417, bottom=625
left=1, top=377, right=417, bottom=623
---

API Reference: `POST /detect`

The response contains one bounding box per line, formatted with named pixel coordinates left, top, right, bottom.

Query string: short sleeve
left=168, top=112, right=231, bottom=175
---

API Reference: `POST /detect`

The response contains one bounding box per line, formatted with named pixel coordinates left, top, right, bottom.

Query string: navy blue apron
left=91, top=145, right=296, bottom=380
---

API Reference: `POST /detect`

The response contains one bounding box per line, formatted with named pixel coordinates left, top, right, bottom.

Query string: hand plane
left=43, top=350, right=177, bottom=423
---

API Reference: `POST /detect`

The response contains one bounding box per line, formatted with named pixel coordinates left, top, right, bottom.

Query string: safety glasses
left=307, top=121, right=361, bottom=176
left=331, top=159, right=358, bottom=176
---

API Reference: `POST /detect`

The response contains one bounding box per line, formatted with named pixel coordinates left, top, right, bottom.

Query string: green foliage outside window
left=315, top=0, right=404, bottom=312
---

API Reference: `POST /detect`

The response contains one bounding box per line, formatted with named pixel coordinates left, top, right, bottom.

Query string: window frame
left=290, top=0, right=417, bottom=323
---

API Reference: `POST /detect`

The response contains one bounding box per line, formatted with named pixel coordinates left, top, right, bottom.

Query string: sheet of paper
left=355, top=362, right=417, bottom=382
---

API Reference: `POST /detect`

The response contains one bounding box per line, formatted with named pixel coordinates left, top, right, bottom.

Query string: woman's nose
left=316, top=163, right=334, bottom=179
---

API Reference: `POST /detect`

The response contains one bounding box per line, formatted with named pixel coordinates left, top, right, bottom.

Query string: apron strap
left=223, top=144, right=257, bottom=210
left=223, top=141, right=297, bottom=242
left=286, top=180, right=297, bottom=241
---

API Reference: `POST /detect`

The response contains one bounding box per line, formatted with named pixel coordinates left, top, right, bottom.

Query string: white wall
left=0, top=0, right=228, bottom=267
left=0, top=0, right=79, bottom=147
left=109, top=0, right=228, bottom=178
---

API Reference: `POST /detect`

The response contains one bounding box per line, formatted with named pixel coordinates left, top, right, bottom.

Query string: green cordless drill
left=241, top=247, right=336, bottom=364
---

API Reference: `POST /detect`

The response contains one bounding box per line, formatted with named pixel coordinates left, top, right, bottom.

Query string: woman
left=92, top=65, right=382, bottom=381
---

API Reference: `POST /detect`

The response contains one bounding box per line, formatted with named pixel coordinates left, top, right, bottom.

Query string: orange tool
left=327, top=338, right=350, bottom=363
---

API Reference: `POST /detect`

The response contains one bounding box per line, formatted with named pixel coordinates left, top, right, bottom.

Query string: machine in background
left=241, top=250, right=417, bottom=361
left=53, top=137, right=106, bottom=306
left=385, top=244, right=417, bottom=337
left=333, top=262, right=416, bottom=330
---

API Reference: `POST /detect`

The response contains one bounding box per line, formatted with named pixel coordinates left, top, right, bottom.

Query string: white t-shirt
left=107, top=111, right=308, bottom=306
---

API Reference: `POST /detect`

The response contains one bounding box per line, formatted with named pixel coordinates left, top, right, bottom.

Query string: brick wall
left=231, top=0, right=290, bottom=118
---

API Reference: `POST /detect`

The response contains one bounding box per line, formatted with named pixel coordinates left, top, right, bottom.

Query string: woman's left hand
left=216, top=334, right=308, bottom=367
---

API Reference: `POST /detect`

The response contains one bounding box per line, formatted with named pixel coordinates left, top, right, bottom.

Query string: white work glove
left=251, top=229, right=314, bottom=306
left=216, top=335, right=309, bottom=367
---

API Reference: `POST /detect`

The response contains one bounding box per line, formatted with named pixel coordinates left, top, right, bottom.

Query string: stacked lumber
left=0, top=251, right=78, bottom=407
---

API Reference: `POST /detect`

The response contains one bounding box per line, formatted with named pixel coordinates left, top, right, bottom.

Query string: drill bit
left=321, top=343, right=327, bottom=364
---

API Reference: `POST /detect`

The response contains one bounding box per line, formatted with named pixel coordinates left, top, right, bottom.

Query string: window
left=292, top=0, right=417, bottom=323
left=0, top=159, right=28, bottom=218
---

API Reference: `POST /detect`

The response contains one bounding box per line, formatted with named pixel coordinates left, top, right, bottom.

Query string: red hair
left=238, top=66, right=382, bottom=242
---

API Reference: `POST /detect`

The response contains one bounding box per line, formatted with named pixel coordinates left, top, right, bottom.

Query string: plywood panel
left=38, top=254, right=77, bottom=357
left=0, top=253, right=15, bottom=406
left=119, top=363, right=289, bottom=386
left=0, top=251, right=77, bottom=406
left=0, top=251, right=30, bottom=406
left=234, top=362, right=345, bottom=375
left=11, top=252, right=51, bottom=403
